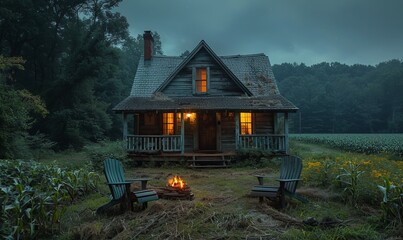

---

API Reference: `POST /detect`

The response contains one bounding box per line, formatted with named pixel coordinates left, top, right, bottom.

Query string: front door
left=198, top=112, right=216, bottom=150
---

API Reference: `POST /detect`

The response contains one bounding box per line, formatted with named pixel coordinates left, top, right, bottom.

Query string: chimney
left=143, top=30, right=154, bottom=61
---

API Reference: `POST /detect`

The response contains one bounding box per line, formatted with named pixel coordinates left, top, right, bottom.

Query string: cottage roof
left=129, top=55, right=183, bottom=97
left=116, top=40, right=296, bottom=112
left=114, top=95, right=297, bottom=112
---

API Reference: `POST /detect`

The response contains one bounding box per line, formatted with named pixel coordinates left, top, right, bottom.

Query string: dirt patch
left=298, top=187, right=342, bottom=201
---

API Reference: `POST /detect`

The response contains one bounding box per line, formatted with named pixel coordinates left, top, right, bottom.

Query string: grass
left=40, top=140, right=402, bottom=239
left=57, top=167, right=284, bottom=239
left=39, top=149, right=91, bottom=168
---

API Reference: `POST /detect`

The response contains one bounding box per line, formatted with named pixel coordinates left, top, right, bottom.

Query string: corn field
left=0, top=160, right=99, bottom=239
left=291, top=134, right=403, bottom=156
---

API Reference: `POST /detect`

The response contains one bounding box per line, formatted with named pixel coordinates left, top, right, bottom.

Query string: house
left=113, top=31, right=298, bottom=161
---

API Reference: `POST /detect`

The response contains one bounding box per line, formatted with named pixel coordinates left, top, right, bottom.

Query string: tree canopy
left=274, top=61, right=403, bottom=133
left=0, top=0, right=162, bottom=156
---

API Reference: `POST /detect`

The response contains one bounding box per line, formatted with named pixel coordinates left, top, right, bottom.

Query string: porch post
left=284, top=112, right=289, bottom=154
left=122, top=112, right=128, bottom=142
left=273, top=113, right=279, bottom=134
left=180, top=112, right=185, bottom=155
left=235, top=112, right=240, bottom=150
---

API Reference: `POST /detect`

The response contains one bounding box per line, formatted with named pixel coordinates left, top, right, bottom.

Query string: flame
left=168, top=175, right=186, bottom=189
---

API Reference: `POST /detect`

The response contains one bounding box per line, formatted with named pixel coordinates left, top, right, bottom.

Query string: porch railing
left=127, top=135, right=182, bottom=153
left=238, top=134, right=286, bottom=152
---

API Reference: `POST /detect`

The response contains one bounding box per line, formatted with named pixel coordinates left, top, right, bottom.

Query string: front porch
left=122, top=110, right=290, bottom=160
left=125, top=134, right=288, bottom=154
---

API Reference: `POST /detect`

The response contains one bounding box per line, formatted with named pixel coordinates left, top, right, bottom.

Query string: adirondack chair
left=96, top=159, right=159, bottom=214
left=250, top=155, right=307, bottom=208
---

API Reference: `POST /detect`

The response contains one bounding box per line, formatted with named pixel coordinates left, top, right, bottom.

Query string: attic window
left=196, top=68, right=207, bottom=92
left=193, top=67, right=209, bottom=94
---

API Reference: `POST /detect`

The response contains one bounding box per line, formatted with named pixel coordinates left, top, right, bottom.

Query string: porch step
left=188, top=155, right=231, bottom=168
left=190, top=159, right=225, bottom=162
left=189, top=164, right=228, bottom=168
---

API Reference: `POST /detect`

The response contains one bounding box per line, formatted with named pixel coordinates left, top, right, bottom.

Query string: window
left=162, top=113, right=174, bottom=135
left=240, top=112, right=252, bottom=135
left=195, top=68, right=207, bottom=93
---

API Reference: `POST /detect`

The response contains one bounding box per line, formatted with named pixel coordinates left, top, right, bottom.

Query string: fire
left=168, top=175, right=187, bottom=189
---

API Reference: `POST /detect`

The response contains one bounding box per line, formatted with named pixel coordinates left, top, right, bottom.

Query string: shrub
left=234, top=149, right=280, bottom=168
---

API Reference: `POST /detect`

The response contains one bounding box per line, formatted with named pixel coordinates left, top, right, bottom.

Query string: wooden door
left=198, top=112, right=216, bottom=150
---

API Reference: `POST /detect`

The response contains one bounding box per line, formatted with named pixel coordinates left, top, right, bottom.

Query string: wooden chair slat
left=250, top=155, right=307, bottom=208
left=96, top=159, right=159, bottom=214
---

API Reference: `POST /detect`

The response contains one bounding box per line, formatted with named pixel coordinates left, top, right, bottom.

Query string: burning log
left=156, top=175, right=194, bottom=200
left=168, top=175, right=186, bottom=189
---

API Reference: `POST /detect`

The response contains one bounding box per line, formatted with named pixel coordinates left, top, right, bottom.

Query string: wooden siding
left=138, top=113, right=161, bottom=135
left=184, top=118, right=195, bottom=152
left=221, top=113, right=236, bottom=151
left=162, top=48, right=245, bottom=97
left=253, top=112, right=274, bottom=135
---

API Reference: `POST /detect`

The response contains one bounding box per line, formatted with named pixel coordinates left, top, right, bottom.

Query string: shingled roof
left=115, top=40, right=297, bottom=112
left=221, top=53, right=279, bottom=96
left=129, top=55, right=183, bottom=97
left=114, top=95, right=297, bottom=112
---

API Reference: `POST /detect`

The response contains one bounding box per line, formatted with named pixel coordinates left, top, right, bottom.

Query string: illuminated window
left=163, top=113, right=174, bottom=135
left=195, top=68, right=207, bottom=93
left=240, top=112, right=252, bottom=135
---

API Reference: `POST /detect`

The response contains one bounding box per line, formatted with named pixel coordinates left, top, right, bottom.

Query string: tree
left=0, top=56, right=48, bottom=158
left=180, top=50, right=190, bottom=57
left=0, top=1, right=169, bottom=150
left=42, top=1, right=129, bottom=149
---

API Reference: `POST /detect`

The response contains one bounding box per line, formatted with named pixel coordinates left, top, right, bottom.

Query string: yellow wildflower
left=363, top=160, right=371, bottom=165
left=307, top=162, right=321, bottom=168
left=371, top=170, right=382, bottom=178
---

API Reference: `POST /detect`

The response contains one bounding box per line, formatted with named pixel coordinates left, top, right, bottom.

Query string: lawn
left=59, top=167, right=288, bottom=239
left=2, top=140, right=401, bottom=239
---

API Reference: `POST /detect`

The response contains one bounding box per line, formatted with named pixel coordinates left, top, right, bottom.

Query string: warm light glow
left=185, top=113, right=195, bottom=122
left=196, top=68, right=207, bottom=93
left=163, top=113, right=174, bottom=135
left=240, top=112, right=252, bottom=135
left=168, top=175, right=187, bottom=189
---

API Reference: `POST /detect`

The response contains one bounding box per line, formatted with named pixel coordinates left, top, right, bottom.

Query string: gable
left=161, top=47, right=246, bottom=97
left=128, top=41, right=280, bottom=98
left=156, top=41, right=252, bottom=97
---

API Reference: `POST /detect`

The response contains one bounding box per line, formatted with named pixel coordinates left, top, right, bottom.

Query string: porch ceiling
left=113, top=95, right=298, bottom=112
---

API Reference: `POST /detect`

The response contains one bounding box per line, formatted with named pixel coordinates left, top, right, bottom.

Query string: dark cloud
left=117, top=0, right=403, bottom=65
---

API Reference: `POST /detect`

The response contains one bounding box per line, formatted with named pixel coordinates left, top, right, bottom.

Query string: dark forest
left=275, top=61, right=403, bottom=133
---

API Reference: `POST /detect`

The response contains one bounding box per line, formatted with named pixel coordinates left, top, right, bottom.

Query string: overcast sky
left=117, top=0, right=403, bottom=66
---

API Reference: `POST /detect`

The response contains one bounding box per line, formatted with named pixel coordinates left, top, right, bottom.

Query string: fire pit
left=156, top=175, right=194, bottom=200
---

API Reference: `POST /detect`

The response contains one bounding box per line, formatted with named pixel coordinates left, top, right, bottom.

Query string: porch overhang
left=113, top=95, right=298, bottom=113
